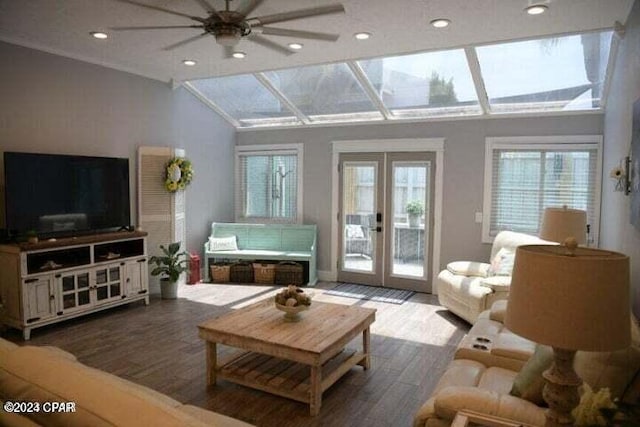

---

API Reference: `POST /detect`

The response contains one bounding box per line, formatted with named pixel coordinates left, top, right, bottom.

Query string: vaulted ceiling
left=0, top=0, right=634, bottom=82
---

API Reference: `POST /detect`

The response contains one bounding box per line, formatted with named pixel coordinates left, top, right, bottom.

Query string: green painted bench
left=204, top=223, right=317, bottom=286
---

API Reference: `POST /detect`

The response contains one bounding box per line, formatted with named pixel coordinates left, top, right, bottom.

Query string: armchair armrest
left=446, top=262, right=491, bottom=277
left=433, top=386, right=545, bottom=426
left=478, top=276, right=511, bottom=293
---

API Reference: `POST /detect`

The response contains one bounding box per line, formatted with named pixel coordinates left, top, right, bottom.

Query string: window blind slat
left=489, top=148, right=598, bottom=237
left=238, top=153, right=298, bottom=223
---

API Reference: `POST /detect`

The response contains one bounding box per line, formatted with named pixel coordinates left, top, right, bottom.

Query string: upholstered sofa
left=414, top=301, right=640, bottom=427
left=0, top=338, right=252, bottom=427
left=437, top=231, right=555, bottom=324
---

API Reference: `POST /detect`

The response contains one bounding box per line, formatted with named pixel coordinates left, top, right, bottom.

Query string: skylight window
left=358, top=49, right=481, bottom=118
left=189, top=74, right=299, bottom=127
left=476, top=31, right=613, bottom=113
left=185, top=29, right=616, bottom=129
left=264, top=63, right=383, bottom=123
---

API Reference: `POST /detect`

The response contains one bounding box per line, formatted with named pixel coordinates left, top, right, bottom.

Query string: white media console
left=0, top=231, right=149, bottom=340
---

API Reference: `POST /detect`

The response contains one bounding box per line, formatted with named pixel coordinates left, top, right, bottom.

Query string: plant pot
left=408, top=214, right=421, bottom=228
left=160, top=278, right=178, bottom=299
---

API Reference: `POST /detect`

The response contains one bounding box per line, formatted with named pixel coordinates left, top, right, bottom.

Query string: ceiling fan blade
left=111, top=25, right=202, bottom=31
left=249, top=4, right=345, bottom=26
left=114, top=0, right=205, bottom=22
left=224, top=45, right=234, bottom=59
left=191, top=0, right=224, bottom=21
left=236, top=0, right=264, bottom=17
left=162, top=32, right=209, bottom=51
left=259, top=27, right=339, bottom=41
left=247, top=34, right=293, bottom=55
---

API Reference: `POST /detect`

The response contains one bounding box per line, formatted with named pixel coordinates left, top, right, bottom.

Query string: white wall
left=237, top=114, right=604, bottom=275
left=0, top=41, right=235, bottom=256
left=601, top=0, right=640, bottom=316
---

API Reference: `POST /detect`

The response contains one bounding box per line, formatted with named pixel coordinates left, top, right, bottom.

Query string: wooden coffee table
left=198, top=299, right=376, bottom=416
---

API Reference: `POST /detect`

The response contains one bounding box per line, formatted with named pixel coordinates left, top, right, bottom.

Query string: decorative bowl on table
left=274, top=285, right=312, bottom=322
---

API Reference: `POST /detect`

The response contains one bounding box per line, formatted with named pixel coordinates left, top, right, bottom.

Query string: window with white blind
left=235, top=144, right=303, bottom=223
left=482, top=136, right=602, bottom=243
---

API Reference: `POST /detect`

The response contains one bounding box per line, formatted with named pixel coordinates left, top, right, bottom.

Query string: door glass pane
left=78, top=290, right=90, bottom=306
left=110, top=283, right=121, bottom=297
left=342, top=163, right=376, bottom=273
left=96, top=286, right=108, bottom=301
left=392, top=162, right=429, bottom=278
left=96, top=269, right=107, bottom=284
left=62, top=276, right=75, bottom=292
left=109, top=267, right=120, bottom=281
left=63, top=294, right=76, bottom=309
left=77, top=273, right=89, bottom=289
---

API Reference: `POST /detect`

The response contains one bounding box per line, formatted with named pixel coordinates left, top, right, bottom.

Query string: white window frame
left=235, top=143, right=304, bottom=224
left=482, top=135, right=602, bottom=244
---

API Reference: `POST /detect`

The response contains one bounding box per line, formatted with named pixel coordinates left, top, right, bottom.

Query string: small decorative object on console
left=164, top=157, right=193, bottom=192
left=274, top=285, right=311, bottom=322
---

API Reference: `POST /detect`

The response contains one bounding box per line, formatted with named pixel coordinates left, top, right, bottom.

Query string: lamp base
left=542, top=347, right=582, bottom=427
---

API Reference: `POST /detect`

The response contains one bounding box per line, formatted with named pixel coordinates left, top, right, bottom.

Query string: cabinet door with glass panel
left=94, top=263, right=125, bottom=305
left=56, top=269, right=92, bottom=314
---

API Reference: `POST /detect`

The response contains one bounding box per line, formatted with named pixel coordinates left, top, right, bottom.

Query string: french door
left=337, top=152, right=436, bottom=292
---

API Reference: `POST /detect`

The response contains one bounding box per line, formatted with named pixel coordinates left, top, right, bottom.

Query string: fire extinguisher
left=188, top=253, right=201, bottom=285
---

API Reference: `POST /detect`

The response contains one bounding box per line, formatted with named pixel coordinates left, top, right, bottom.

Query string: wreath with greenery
left=165, top=157, right=193, bottom=192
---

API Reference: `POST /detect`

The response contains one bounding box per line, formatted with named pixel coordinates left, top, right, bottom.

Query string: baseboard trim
left=317, top=270, right=336, bottom=282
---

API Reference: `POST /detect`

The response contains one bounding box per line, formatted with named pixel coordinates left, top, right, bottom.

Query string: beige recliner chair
left=437, top=231, right=555, bottom=324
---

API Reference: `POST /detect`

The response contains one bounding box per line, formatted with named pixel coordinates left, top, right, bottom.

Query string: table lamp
left=505, top=241, right=630, bottom=427
left=539, top=206, right=587, bottom=244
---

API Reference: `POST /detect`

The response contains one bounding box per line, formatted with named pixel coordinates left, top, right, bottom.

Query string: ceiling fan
left=111, top=0, right=345, bottom=57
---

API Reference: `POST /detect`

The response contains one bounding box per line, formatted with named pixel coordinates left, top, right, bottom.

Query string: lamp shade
left=505, top=244, right=630, bottom=351
left=539, top=207, right=587, bottom=244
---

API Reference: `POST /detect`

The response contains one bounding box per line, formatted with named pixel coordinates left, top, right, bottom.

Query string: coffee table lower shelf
left=216, top=348, right=364, bottom=412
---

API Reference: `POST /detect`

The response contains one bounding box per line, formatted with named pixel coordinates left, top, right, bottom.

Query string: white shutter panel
left=138, top=146, right=187, bottom=292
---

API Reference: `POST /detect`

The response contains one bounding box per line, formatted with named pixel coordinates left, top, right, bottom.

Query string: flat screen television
left=4, top=152, right=131, bottom=238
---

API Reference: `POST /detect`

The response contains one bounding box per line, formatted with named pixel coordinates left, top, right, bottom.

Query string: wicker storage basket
left=253, top=263, right=276, bottom=284
left=210, top=263, right=231, bottom=283
left=275, top=261, right=304, bottom=286
left=230, top=262, right=254, bottom=283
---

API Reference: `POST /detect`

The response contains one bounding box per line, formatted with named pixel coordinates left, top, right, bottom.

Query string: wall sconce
left=610, top=156, right=631, bottom=195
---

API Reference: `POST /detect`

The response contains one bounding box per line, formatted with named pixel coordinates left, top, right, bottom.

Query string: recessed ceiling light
left=354, top=32, right=371, bottom=40
left=288, top=43, right=303, bottom=50
left=430, top=18, right=451, bottom=28
left=526, top=4, right=548, bottom=15
left=232, top=51, right=246, bottom=59
left=182, top=59, right=197, bottom=66
left=90, top=31, right=108, bottom=40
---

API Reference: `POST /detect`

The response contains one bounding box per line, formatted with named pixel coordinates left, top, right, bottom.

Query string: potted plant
left=149, top=242, right=188, bottom=299
left=406, top=200, right=424, bottom=228
left=25, top=230, right=38, bottom=244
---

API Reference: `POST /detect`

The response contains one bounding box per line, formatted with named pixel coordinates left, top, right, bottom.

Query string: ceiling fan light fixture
left=430, top=18, right=450, bottom=28
left=232, top=51, right=246, bottom=59
left=90, top=31, right=108, bottom=39
left=216, top=32, right=242, bottom=46
left=526, top=4, right=548, bottom=15
left=354, top=32, right=371, bottom=40
left=182, top=59, right=197, bottom=66
left=288, top=43, right=303, bottom=50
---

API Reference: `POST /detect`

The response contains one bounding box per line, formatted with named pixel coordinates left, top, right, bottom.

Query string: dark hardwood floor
left=3, top=282, right=470, bottom=427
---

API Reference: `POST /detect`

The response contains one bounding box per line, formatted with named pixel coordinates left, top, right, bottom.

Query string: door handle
left=370, top=226, right=383, bottom=232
